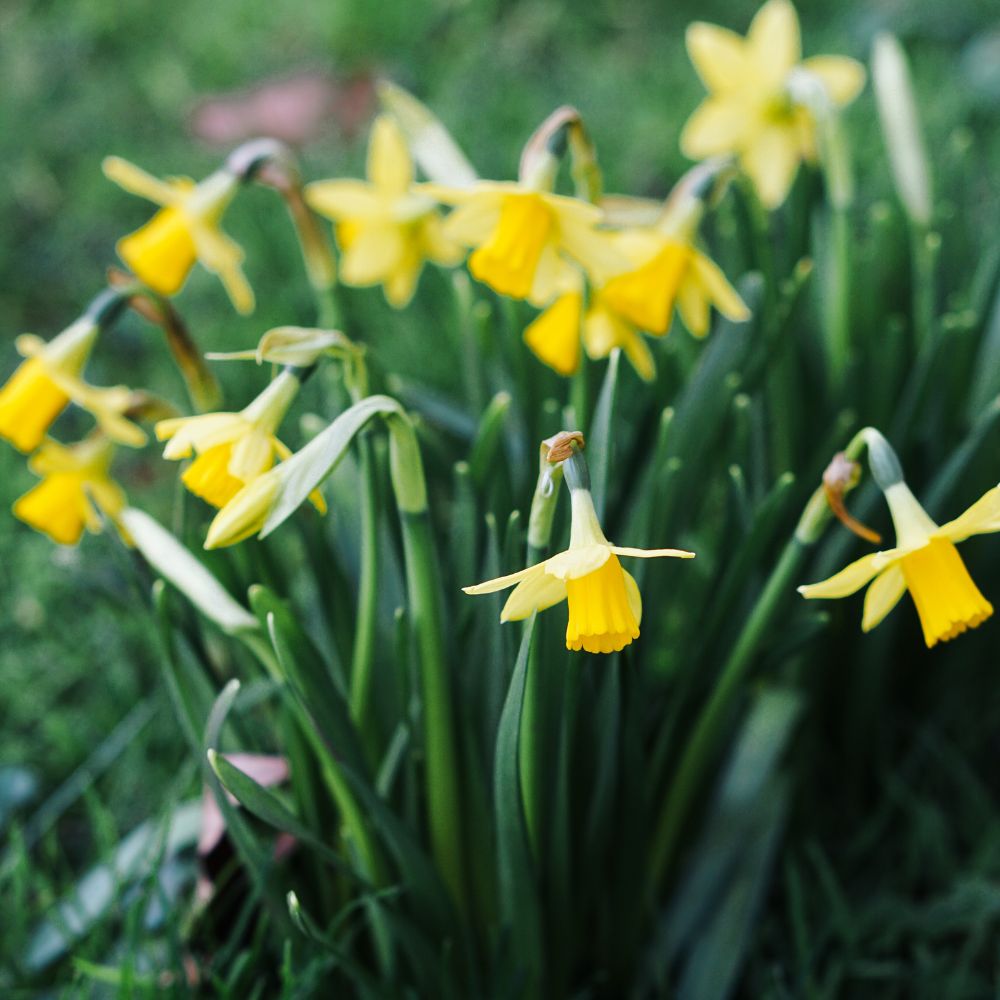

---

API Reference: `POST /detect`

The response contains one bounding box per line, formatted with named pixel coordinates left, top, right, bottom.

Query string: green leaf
left=469, top=390, right=512, bottom=486
left=587, top=346, right=621, bottom=520
left=493, top=615, right=544, bottom=993
left=122, top=507, right=259, bottom=634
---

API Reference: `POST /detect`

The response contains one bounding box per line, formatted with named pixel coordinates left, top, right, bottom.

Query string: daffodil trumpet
left=155, top=365, right=326, bottom=513
left=13, top=434, right=127, bottom=546
left=464, top=441, right=695, bottom=653
left=799, top=429, right=1000, bottom=648
left=103, top=154, right=254, bottom=314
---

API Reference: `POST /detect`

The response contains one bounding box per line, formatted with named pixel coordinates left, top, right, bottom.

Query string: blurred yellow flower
left=464, top=479, right=694, bottom=653
left=681, top=0, right=865, bottom=208
left=156, top=368, right=324, bottom=513
left=13, top=435, right=127, bottom=546
left=103, top=156, right=253, bottom=314
left=799, top=481, right=1000, bottom=647
left=204, top=469, right=282, bottom=550
left=430, top=182, right=622, bottom=301
left=0, top=320, right=146, bottom=453
left=305, top=115, right=463, bottom=307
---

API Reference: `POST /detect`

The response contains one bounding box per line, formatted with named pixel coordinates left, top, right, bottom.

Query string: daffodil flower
left=800, top=465, right=1000, bottom=648
left=305, top=115, right=463, bottom=307
left=103, top=156, right=253, bottom=314
left=464, top=461, right=694, bottom=653
left=681, top=0, right=865, bottom=208
left=0, top=319, right=146, bottom=453
left=13, top=435, right=127, bottom=546
left=429, top=180, right=624, bottom=302
left=155, top=368, right=325, bottom=513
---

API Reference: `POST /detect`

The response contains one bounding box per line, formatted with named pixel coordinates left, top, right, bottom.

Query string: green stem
left=910, top=222, right=938, bottom=351
left=649, top=538, right=807, bottom=886
left=350, top=434, right=381, bottom=761
left=827, top=205, right=852, bottom=386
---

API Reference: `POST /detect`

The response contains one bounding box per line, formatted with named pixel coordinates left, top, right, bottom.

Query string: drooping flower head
left=305, top=115, right=464, bottom=307
left=13, top=435, right=127, bottom=546
left=155, top=367, right=324, bottom=513
left=464, top=440, right=694, bottom=653
left=0, top=292, right=146, bottom=453
left=103, top=156, right=253, bottom=314
left=681, top=0, right=865, bottom=208
left=799, top=429, right=999, bottom=648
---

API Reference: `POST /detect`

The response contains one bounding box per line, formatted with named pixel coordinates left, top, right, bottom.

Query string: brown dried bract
left=823, top=451, right=882, bottom=544
left=543, top=431, right=584, bottom=464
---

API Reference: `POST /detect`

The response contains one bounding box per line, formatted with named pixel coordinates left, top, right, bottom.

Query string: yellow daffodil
left=204, top=470, right=283, bottom=550
left=13, top=435, right=127, bottom=546
left=681, top=0, right=865, bottom=208
left=305, top=115, right=463, bottom=307
left=429, top=181, right=623, bottom=302
left=103, top=156, right=253, bottom=313
left=800, top=478, right=1000, bottom=648
left=464, top=474, right=694, bottom=653
left=522, top=228, right=748, bottom=381
left=0, top=319, right=146, bottom=453
left=155, top=368, right=325, bottom=513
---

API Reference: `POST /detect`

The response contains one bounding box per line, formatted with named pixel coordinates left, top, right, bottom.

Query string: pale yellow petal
left=305, top=180, right=385, bottom=221
left=463, top=561, right=546, bottom=596
left=798, top=550, right=900, bottom=600
left=160, top=413, right=246, bottom=458
left=680, top=98, right=749, bottom=159
left=557, top=216, right=628, bottom=284
left=861, top=565, right=907, bottom=632
left=685, top=22, right=751, bottom=93
left=228, top=429, right=275, bottom=482
left=102, top=156, right=180, bottom=206
left=368, top=115, right=414, bottom=196
left=501, top=571, right=567, bottom=622
left=191, top=227, right=254, bottom=314
left=383, top=254, right=423, bottom=308
left=741, top=124, right=802, bottom=209
left=610, top=546, right=696, bottom=559
left=938, top=485, right=1000, bottom=543
left=340, top=225, right=405, bottom=285
left=747, top=0, right=801, bottom=89
left=676, top=276, right=710, bottom=337
left=624, top=570, right=642, bottom=627
left=528, top=247, right=582, bottom=306
left=800, top=55, right=866, bottom=107
left=544, top=543, right=612, bottom=581
left=690, top=251, right=751, bottom=322
left=619, top=330, right=656, bottom=382
left=441, top=197, right=503, bottom=246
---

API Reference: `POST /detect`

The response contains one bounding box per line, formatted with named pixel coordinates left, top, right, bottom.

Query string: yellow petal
left=861, top=566, right=906, bottom=632
left=544, top=543, right=612, bottom=581
left=937, top=484, right=1000, bottom=544
left=741, top=124, right=802, bottom=209
left=676, top=275, right=711, bottom=337
left=383, top=245, right=424, bottom=308
left=680, top=98, right=749, bottom=159
left=463, top=561, right=547, bottom=596
left=0, top=359, right=69, bottom=453
left=800, top=55, right=866, bottom=107
left=747, top=0, right=801, bottom=90
left=228, top=429, right=275, bottom=482
left=690, top=251, right=751, bottom=322
left=523, top=293, right=582, bottom=377
left=685, top=22, right=750, bottom=93
left=368, top=115, right=414, bottom=195
left=555, top=214, right=628, bottom=286
left=798, top=549, right=899, bottom=600
left=117, top=207, right=197, bottom=296
left=305, top=180, right=385, bottom=221
left=439, top=195, right=504, bottom=245
left=182, top=442, right=244, bottom=508
left=610, top=545, right=696, bottom=560
left=564, top=554, right=640, bottom=654
left=159, top=413, right=246, bottom=459
left=13, top=474, right=89, bottom=546
left=204, top=472, right=281, bottom=549
left=583, top=301, right=655, bottom=380
left=419, top=213, right=466, bottom=267
left=501, top=571, right=567, bottom=622
left=623, top=569, right=642, bottom=627
left=102, top=156, right=181, bottom=206
left=340, top=224, right=406, bottom=286
left=599, top=242, right=690, bottom=333
left=469, top=193, right=553, bottom=299
left=192, top=228, right=255, bottom=315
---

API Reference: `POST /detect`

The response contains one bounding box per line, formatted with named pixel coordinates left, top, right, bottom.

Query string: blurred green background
left=3, top=0, right=1000, bottom=992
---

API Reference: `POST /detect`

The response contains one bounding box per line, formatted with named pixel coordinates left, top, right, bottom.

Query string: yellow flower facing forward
left=0, top=319, right=146, bottom=453
left=13, top=436, right=127, bottom=546
left=103, top=156, right=253, bottom=313
left=155, top=368, right=325, bottom=513
left=464, top=480, right=694, bottom=653
left=799, top=479, right=1000, bottom=648
left=305, top=115, right=463, bottom=307
left=429, top=181, right=624, bottom=302
left=681, top=0, right=865, bottom=208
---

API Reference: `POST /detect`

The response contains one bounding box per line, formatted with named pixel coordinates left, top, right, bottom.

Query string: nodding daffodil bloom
left=204, top=468, right=282, bottom=550
left=464, top=464, right=694, bottom=653
left=103, top=156, right=253, bottom=314
left=305, top=115, right=464, bottom=307
left=429, top=181, right=624, bottom=302
left=0, top=319, right=146, bottom=452
left=800, top=462, right=1000, bottom=647
left=155, top=368, right=325, bottom=513
left=681, top=0, right=865, bottom=208
left=13, top=436, right=127, bottom=546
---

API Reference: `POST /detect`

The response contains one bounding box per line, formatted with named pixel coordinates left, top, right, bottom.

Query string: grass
left=3, top=0, right=1000, bottom=995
